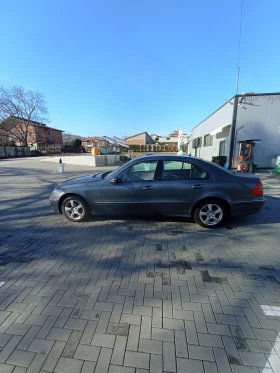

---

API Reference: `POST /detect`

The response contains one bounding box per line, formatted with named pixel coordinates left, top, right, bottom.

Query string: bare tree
left=0, top=85, right=49, bottom=147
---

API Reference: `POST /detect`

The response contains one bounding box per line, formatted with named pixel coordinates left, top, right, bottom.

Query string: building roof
left=191, top=91, right=280, bottom=131
left=8, top=117, right=64, bottom=132
left=169, top=130, right=187, bottom=137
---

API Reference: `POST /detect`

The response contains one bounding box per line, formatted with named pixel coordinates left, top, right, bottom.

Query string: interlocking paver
left=111, top=336, right=127, bottom=365
left=74, top=344, right=100, bottom=361
left=198, top=333, right=223, bottom=348
left=7, top=350, right=35, bottom=368
left=109, top=366, right=135, bottom=373
left=124, top=351, right=149, bottom=370
left=1, top=160, right=280, bottom=372
left=42, top=341, right=66, bottom=372
left=0, top=335, right=22, bottom=363
left=91, top=333, right=116, bottom=348
left=138, top=338, right=162, bottom=355
left=150, top=354, right=162, bottom=373
left=189, top=344, right=215, bottom=362
left=176, top=358, right=204, bottom=373
left=203, top=361, right=219, bottom=373
left=64, top=318, right=87, bottom=331
left=152, top=327, right=174, bottom=342
left=47, top=327, right=72, bottom=342
left=126, top=325, right=140, bottom=351
left=25, top=353, right=47, bottom=373
left=239, top=351, right=269, bottom=367
left=54, top=357, right=83, bottom=373
left=0, top=333, right=12, bottom=347
left=0, top=362, right=15, bottom=373
left=28, top=338, right=55, bottom=354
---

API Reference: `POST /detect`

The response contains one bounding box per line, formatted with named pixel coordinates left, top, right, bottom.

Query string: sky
left=1, top=0, right=280, bottom=138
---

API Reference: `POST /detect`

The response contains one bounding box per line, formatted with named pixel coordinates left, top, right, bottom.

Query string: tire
left=62, top=196, right=90, bottom=222
left=194, top=199, right=226, bottom=228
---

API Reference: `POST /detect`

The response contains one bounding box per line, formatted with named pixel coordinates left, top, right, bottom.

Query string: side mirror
left=110, top=177, right=121, bottom=184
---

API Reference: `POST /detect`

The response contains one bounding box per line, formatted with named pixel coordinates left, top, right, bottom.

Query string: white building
left=187, top=92, right=280, bottom=170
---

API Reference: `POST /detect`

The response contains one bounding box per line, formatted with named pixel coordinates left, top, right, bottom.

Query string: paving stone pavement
left=0, top=158, right=280, bottom=372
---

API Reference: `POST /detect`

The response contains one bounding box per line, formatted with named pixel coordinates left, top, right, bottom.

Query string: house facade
left=187, top=92, right=280, bottom=170
left=152, top=130, right=188, bottom=146
left=125, top=132, right=153, bottom=146
left=81, top=137, right=110, bottom=152
left=2, top=117, right=64, bottom=151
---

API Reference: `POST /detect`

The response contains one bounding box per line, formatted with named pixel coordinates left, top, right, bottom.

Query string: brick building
left=2, top=117, right=64, bottom=152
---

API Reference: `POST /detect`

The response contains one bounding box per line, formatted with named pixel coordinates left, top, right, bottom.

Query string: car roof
left=132, top=154, right=194, bottom=161
left=128, top=154, right=236, bottom=178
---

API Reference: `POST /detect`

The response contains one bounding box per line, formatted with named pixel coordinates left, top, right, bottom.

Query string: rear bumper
left=231, top=198, right=265, bottom=216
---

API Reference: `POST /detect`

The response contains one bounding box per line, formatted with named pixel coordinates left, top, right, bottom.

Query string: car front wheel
left=194, top=199, right=226, bottom=228
left=62, top=196, right=89, bottom=222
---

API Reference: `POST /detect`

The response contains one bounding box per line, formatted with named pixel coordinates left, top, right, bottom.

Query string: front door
left=102, top=160, right=159, bottom=214
left=155, top=160, right=213, bottom=215
left=219, top=141, right=226, bottom=156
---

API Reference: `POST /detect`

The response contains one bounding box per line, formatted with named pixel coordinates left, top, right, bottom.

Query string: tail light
left=252, top=181, right=263, bottom=196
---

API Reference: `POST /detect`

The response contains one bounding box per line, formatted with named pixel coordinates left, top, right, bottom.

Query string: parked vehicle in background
left=49, top=155, right=265, bottom=228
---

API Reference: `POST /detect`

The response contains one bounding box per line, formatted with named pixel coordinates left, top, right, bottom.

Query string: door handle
left=143, top=185, right=155, bottom=190
left=192, top=184, right=203, bottom=189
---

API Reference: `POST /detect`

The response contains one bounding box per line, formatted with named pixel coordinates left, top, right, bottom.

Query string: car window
left=162, top=161, right=209, bottom=180
left=118, top=161, right=158, bottom=182
left=191, top=164, right=209, bottom=179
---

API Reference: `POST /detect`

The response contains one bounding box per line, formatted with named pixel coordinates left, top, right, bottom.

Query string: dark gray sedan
left=49, top=155, right=265, bottom=228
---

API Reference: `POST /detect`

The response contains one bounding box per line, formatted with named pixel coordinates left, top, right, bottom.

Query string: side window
left=118, top=161, right=158, bottom=182
left=162, top=161, right=191, bottom=180
left=191, top=164, right=209, bottom=179
left=162, top=161, right=209, bottom=180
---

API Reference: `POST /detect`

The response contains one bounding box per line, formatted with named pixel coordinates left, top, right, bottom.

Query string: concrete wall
left=0, top=146, right=31, bottom=158
left=40, top=155, right=121, bottom=167
left=233, top=94, right=280, bottom=168
left=187, top=99, right=234, bottom=160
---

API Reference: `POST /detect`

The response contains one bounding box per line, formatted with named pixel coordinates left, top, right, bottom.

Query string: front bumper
left=49, top=189, right=64, bottom=213
left=231, top=198, right=265, bottom=216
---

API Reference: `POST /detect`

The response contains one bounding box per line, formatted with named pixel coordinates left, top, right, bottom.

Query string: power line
left=236, top=0, right=244, bottom=95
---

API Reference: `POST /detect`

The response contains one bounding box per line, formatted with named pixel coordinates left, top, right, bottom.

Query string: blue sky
left=1, top=0, right=280, bottom=138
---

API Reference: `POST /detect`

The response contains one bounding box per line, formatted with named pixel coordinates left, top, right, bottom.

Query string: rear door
left=101, top=160, right=159, bottom=214
left=155, top=160, right=214, bottom=215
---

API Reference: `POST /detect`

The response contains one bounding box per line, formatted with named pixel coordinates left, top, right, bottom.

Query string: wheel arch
left=190, top=196, right=231, bottom=219
left=58, top=193, right=89, bottom=214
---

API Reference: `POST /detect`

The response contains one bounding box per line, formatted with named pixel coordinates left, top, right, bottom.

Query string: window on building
left=204, top=134, right=213, bottom=147
left=198, top=137, right=202, bottom=147
left=192, top=138, right=198, bottom=148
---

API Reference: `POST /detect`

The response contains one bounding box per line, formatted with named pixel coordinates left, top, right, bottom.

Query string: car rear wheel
left=62, top=196, right=89, bottom=222
left=194, top=199, right=226, bottom=228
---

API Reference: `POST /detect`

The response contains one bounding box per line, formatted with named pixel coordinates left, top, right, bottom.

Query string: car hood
left=60, top=173, right=103, bottom=185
